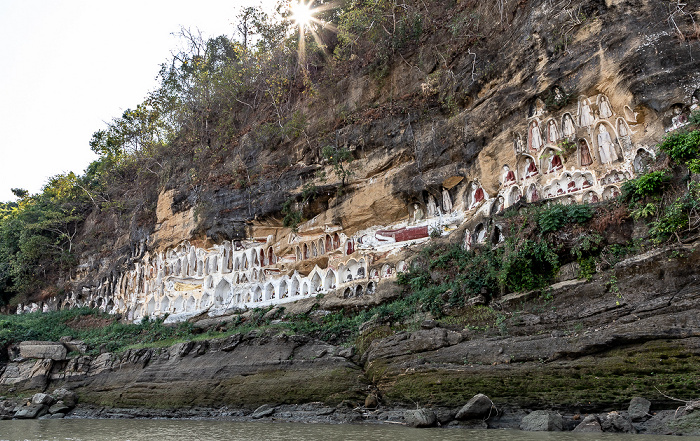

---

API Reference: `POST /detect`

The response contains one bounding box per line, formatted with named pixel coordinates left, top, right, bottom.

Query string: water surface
left=2, top=420, right=699, bottom=441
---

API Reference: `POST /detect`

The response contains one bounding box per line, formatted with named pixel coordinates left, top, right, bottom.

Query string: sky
left=0, top=0, right=278, bottom=202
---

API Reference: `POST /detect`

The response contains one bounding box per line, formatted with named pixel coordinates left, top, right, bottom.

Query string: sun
left=290, top=1, right=315, bottom=29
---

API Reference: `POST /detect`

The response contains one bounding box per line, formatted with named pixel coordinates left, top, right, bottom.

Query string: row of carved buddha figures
left=485, top=165, right=634, bottom=216
left=512, top=94, right=636, bottom=177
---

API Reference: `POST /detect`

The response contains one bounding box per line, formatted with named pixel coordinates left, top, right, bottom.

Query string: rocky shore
left=4, top=395, right=700, bottom=436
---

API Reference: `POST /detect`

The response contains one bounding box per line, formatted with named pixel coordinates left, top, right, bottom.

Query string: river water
left=2, top=420, right=700, bottom=441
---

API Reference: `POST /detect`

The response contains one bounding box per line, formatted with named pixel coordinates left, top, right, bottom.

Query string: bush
left=621, top=171, right=670, bottom=203
left=537, top=203, right=593, bottom=234
left=659, top=129, right=700, bottom=164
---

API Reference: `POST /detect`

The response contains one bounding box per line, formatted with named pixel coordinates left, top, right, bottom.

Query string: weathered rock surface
left=573, top=415, right=602, bottom=432
left=251, top=404, right=275, bottom=419
left=455, top=394, right=494, bottom=420
left=629, top=397, right=651, bottom=421
left=404, top=408, right=437, bottom=428
left=52, top=388, right=78, bottom=408
left=360, top=244, right=700, bottom=411
left=520, top=410, right=563, bottom=432
left=0, top=332, right=367, bottom=410
left=31, top=392, right=54, bottom=406
left=19, top=341, right=66, bottom=360
left=48, top=402, right=71, bottom=415
left=14, top=403, right=48, bottom=419
left=601, top=412, right=636, bottom=433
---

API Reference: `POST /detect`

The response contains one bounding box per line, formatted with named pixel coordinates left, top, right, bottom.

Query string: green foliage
left=282, top=183, right=316, bottom=232
left=649, top=182, right=700, bottom=241
left=321, top=145, right=354, bottom=186
left=282, top=199, right=303, bottom=232
left=0, top=308, right=197, bottom=355
left=537, top=203, right=593, bottom=234
left=630, top=202, right=658, bottom=220
left=398, top=239, right=560, bottom=313
left=498, top=239, right=560, bottom=293
left=689, top=110, right=700, bottom=126
left=542, top=87, right=574, bottom=110
left=621, top=171, right=670, bottom=203
left=658, top=129, right=700, bottom=165
left=0, top=173, right=96, bottom=303
left=577, top=257, right=596, bottom=281
left=335, top=0, right=425, bottom=78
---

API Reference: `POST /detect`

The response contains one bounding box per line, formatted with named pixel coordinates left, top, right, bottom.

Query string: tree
left=322, top=145, right=354, bottom=187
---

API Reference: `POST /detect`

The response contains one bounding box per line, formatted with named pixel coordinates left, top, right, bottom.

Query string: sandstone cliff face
left=1, top=333, right=367, bottom=409
left=50, top=0, right=699, bottom=320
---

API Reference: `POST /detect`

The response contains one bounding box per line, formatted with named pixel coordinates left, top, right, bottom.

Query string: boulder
left=0, top=359, right=53, bottom=390
left=51, top=388, right=78, bottom=408
left=573, top=415, right=603, bottom=432
left=455, top=394, right=494, bottom=420
left=14, top=403, right=48, bottom=419
left=251, top=404, right=275, bottom=419
left=19, top=341, right=67, bottom=360
left=404, top=408, right=437, bottom=428
left=629, top=397, right=651, bottom=421
left=364, top=394, right=378, bottom=409
left=520, top=410, right=563, bottom=431
left=48, top=402, right=71, bottom=414
left=60, top=338, right=88, bottom=354
left=31, top=393, right=54, bottom=406
left=601, top=412, right=636, bottom=433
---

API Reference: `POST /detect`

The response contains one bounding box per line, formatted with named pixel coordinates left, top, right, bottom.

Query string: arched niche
left=602, top=185, right=621, bottom=200
left=578, top=138, right=595, bottom=167
left=561, top=113, right=576, bottom=139
left=160, top=297, right=170, bottom=313
left=593, top=121, right=621, bottom=165
left=545, top=118, right=559, bottom=145
left=474, top=223, right=487, bottom=244
left=367, top=281, right=376, bottom=294
left=577, top=96, right=594, bottom=127
left=507, top=186, right=522, bottom=207
left=214, top=280, right=230, bottom=306
left=290, top=277, right=300, bottom=297
left=597, top=94, right=613, bottom=119
left=528, top=119, right=544, bottom=152
left=264, top=283, right=275, bottom=301
left=513, top=132, right=525, bottom=155
left=526, top=184, right=540, bottom=203
left=634, top=148, right=654, bottom=174
left=583, top=191, right=600, bottom=204
left=186, top=295, right=196, bottom=312
left=278, top=281, right=288, bottom=299
left=200, top=292, right=211, bottom=309
left=253, top=286, right=263, bottom=302
left=540, top=147, right=563, bottom=174
left=518, top=154, right=539, bottom=181
left=311, top=273, right=323, bottom=293
left=172, top=295, right=184, bottom=313
left=324, top=270, right=337, bottom=290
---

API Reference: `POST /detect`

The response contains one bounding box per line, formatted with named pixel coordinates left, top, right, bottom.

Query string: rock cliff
left=3, top=0, right=700, bottom=431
